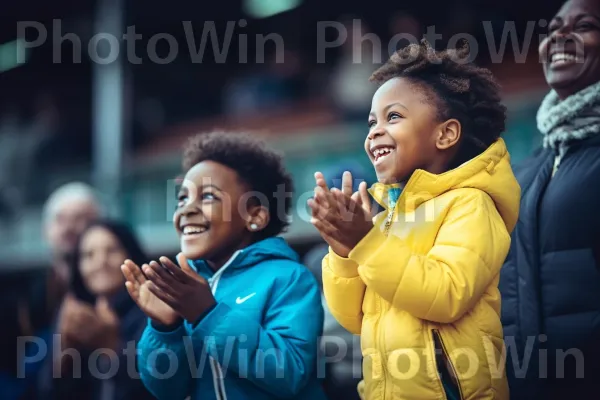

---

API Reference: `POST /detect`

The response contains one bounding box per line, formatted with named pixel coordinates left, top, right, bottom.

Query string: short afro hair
left=182, top=131, right=294, bottom=238
left=371, top=39, right=507, bottom=168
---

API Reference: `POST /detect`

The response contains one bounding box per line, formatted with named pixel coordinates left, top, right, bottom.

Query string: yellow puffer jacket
left=322, top=139, right=520, bottom=400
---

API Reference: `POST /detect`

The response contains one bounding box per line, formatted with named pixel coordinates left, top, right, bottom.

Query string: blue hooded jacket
left=137, top=237, right=327, bottom=400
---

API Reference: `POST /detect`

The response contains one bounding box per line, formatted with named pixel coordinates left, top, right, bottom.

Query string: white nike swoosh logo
left=236, top=293, right=256, bottom=304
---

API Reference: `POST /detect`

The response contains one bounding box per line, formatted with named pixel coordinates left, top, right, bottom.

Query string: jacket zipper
left=383, top=209, right=394, bottom=235
left=205, top=251, right=242, bottom=400
left=209, top=358, right=226, bottom=400
left=432, top=329, right=464, bottom=400
left=383, top=187, right=399, bottom=236
left=552, top=154, right=560, bottom=177
left=208, top=271, right=227, bottom=400
left=380, top=181, right=410, bottom=397
left=382, top=191, right=398, bottom=396
left=382, top=173, right=420, bottom=235
left=552, top=144, right=575, bottom=178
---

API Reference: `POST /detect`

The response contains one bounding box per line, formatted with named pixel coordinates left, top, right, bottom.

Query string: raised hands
left=308, top=171, right=374, bottom=257
left=141, top=253, right=216, bottom=324
left=123, top=254, right=216, bottom=326
left=121, top=260, right=180, bottom=326
left=57, top=294, right=120, bottom=351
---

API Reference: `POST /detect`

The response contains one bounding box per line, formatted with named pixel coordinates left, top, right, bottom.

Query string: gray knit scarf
left=537, top=80, right=600, bottom=160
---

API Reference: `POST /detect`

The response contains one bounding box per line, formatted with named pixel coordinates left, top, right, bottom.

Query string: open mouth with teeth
left=181, top=224, right=209, bottom=239
left=371, top=146, right=395, bottom=166
left=549, top=52, right=584, bottom=66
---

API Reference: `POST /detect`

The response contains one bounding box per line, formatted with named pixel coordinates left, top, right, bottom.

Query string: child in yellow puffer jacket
left=308, top=39, right=520, bottom=400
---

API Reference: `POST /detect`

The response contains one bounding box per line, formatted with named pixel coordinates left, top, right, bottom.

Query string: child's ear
left=436, top=119, right=461, bottom=150
left=246, top=205, right=270, bottom=232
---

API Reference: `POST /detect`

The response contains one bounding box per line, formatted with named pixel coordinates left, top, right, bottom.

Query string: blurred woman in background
left=499, top=0, right=600, bottom=398
left=53, top=220, right=154, bottom=400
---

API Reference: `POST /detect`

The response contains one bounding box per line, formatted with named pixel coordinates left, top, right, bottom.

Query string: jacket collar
left=368, top=138, right=515, bottom=218
left=189, top=236, right=298, bottom=276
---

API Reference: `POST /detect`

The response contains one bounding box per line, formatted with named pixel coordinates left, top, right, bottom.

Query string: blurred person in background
left=52, top=220, right=154, bottom=400
left=0, top=182, right=103, bottom=399
left=499, top=0, right=600, bottom=398
left=31, top=182, right=104, bottom=397
left=43, top=182, right=102, bottom=292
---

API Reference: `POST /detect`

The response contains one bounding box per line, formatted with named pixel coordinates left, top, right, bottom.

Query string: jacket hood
left=369, top=138, right=521, bottom=233
left=190, top=236, right=300, bottom=273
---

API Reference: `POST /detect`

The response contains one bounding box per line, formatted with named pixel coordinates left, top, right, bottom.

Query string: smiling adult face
left=539, top=0, right=600, bottom=99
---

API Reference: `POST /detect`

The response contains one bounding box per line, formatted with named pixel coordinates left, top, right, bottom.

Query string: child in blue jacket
left=122, top=132, right=327, bottom=400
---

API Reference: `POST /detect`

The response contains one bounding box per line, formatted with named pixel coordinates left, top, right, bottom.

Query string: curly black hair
left=370, top=39, right=507, bottom=168
left=183, top=132, right=294, bottom=238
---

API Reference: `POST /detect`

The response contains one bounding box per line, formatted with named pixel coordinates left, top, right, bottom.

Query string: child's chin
left=376, top=170, right=411, bottom=185
left=377, top=174, right=400, bottom=185
left=180, top=245, right=206, bottom=261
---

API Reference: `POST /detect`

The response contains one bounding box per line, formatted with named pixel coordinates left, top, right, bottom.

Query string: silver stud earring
left=250, top=223, right=258, bottom=230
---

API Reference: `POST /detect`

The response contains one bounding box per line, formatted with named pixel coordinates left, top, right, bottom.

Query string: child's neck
left=206, top=258, right=228, bottom=272
left=380, top=177, right=408, bottom=188
left=205, top=235, right=255, bottom=272
left=390, top=160, right=452, bottom=185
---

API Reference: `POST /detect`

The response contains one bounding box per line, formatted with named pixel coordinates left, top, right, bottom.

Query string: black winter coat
left=500, top=132, right=600, bottom=399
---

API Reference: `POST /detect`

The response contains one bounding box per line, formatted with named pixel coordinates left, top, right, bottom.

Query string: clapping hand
left=308, top=171, right=374, bottom=257
left=121, top=260, right=180, bottom=327
left=142, top=253, right=216, bottom=325
left=58, top=294, right=119, bottom=351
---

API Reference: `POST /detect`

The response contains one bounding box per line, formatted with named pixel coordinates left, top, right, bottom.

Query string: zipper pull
left=552, top=154, right=560, bottom=177
left=384, top=209, right=394, bottom=235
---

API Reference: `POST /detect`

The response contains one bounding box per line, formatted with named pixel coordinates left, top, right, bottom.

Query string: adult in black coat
left=499, top=0, right=600, bottom=398
left=51, top=220, right=155, bottom=400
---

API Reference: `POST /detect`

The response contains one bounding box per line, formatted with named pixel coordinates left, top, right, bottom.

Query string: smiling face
left=365, top=77, right=460, bottom=184
left=173, top=160, right=257, bottom=268
left=539, top=0, right=600, bottom=99
left=79, top=226, right=128, bottom=297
